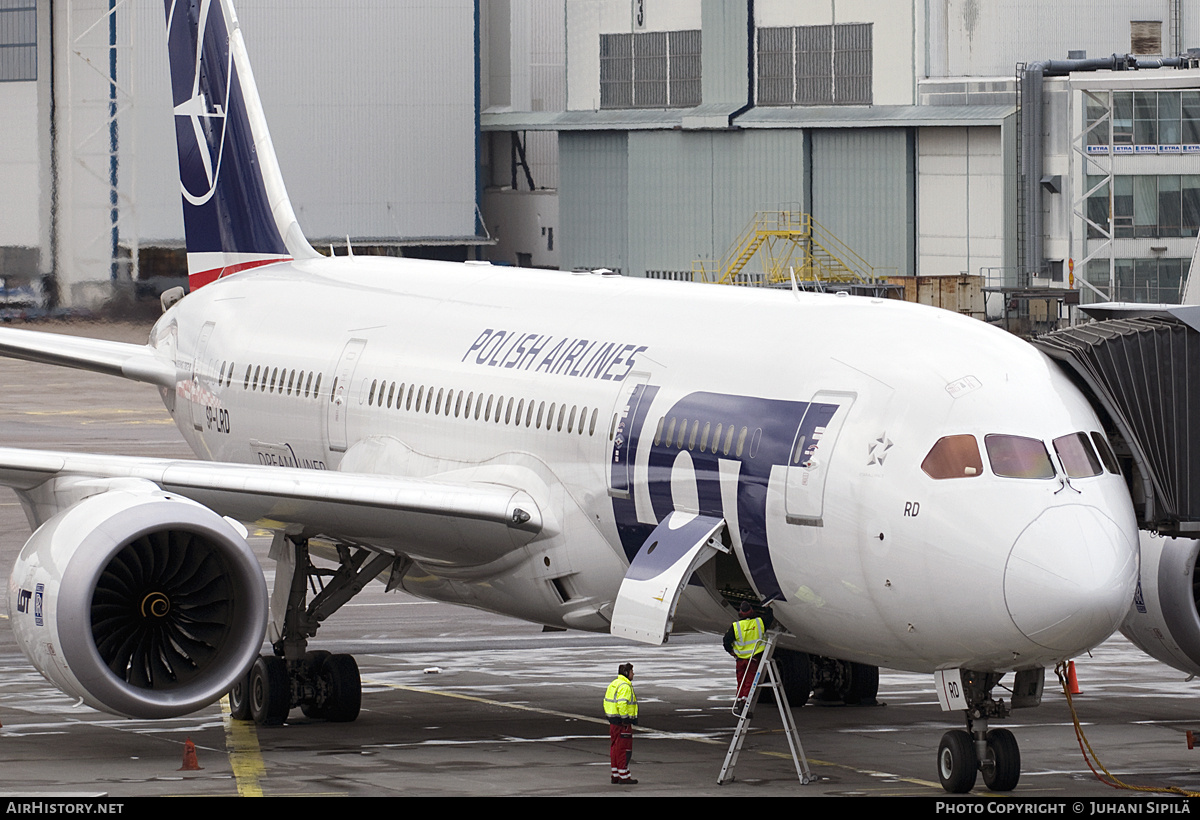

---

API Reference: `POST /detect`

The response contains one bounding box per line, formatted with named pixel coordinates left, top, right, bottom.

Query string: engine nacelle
left=6, top=489, right=268, bottom=718
left=1121, top=531, right=1200, bottom=676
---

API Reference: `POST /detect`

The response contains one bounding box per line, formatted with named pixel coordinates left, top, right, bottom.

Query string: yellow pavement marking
left=367, top=677, right=942, bottom=790
left=220, top=696, right=267, bottom=797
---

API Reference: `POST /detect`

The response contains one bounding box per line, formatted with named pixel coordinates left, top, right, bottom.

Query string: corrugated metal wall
left=128, top=0, right=477, bottom=244
left=560, top=131, right=628, bottom=272
left=811, top=128, right=914, bottom=278
left=561, top=126, right=913, bottom=280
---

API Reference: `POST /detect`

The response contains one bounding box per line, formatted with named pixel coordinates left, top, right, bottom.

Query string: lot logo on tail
left=167, top=0, right=233, bottom=208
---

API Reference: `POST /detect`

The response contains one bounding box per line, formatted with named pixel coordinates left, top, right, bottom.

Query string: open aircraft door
left=610, top=512, right=729, bottom=645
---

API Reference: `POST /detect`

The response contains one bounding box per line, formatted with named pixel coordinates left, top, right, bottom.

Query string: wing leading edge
left=0, top=326, right=177, bottom=388
left=0, top=447, right=542, bottom=567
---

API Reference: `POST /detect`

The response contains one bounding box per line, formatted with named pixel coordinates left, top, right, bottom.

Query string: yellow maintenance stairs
left=694, top=210, right=881, bottom=290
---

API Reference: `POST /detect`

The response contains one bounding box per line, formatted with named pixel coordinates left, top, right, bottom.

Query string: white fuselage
left=153, top=255, right=1139, bottom=674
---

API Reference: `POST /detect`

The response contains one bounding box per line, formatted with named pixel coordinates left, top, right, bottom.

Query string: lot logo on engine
left=15, top=587, right=31, bottom=614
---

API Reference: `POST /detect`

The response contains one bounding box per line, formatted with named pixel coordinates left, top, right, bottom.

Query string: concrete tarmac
left=1, top=321, right=1200, bottom=799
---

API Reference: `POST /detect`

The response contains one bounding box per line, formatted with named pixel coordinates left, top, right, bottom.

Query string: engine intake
left=1121, top=532, right=1200, bottom=677
left=7, top=489, right=268, bottom=718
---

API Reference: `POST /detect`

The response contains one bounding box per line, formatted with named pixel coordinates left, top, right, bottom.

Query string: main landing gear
left=774, top=648, right=880, bottom=707
left=936, top=670, right=1036, bottom=793
left=229, top=535, right=398, bottom=726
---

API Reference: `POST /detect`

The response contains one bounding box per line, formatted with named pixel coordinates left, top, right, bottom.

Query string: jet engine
left=1120, top=531, right=1200, bottom=677
left=6, top=489, right=268, bottom=719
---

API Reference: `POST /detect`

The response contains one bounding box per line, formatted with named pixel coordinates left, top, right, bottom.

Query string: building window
left=1131, top=20, right=1162, bottom=55
left=1086, top=90, right=1200, bottom=149
left=0, top=1, right=36, bottom=82
left=1086, top=257, right=1188, bottom=304
left=757, top=23, right=872, bottom=106
left=600, top=30, right=701, bottom=109
left=1086, top=174, right=1200, bottom=238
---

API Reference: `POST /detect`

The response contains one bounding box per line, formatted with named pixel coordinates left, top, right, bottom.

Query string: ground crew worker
left=724, top=601, right=775, bottom=710
left=603, top=662, right=638, bottom=785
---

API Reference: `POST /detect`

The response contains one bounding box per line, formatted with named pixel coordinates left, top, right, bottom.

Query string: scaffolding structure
left=693, top=210, right=889, bottom=293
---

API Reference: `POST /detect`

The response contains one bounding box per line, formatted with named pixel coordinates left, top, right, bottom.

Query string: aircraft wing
left=0, top=326, right=176, bottom=388
left=0, top=447, right=542, bottom=566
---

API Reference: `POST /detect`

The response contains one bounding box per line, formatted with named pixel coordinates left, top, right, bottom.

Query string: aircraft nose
left=1003, top=505, right=1137, bottom=653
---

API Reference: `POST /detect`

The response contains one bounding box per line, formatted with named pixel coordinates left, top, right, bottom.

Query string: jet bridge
left=1033, top=304, right=1200, bottom=536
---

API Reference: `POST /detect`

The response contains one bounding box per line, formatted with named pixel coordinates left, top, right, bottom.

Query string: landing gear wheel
left=843, top=662, right=879, bottom=705
left=982, top=728, right=1020, bottom=792
left=228, top=668, right=252, bottom=721
left=774, top=649, right=812, bottom=706
left=249, top=655, right=290, bottom=726
left=320, top=653, right=362, bottom=723
left=938, top=729, right=978, bottom=793
left=300, top=651, right=332, bottom=719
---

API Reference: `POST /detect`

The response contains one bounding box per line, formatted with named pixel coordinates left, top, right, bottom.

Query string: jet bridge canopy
left=1033, top=305, right=1200, bottom=535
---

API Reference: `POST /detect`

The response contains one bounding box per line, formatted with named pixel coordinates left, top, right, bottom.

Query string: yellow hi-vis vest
left=732, top=617, right=766, bottom=659
left=604, top=675, right=638, bottom=723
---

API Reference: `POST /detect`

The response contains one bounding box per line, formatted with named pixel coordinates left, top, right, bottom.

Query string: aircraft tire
left=320, top=653, right=362, bottom=723
left=300, top=651, right=332, bottom=719
left=774, top=648, right=812, bottom=706
left=982, top=728, right=1021, bottom=792
left=250, top=655, right=290, bottom=726
left=937, top=729, right=978, bottom=793
left=228, top=668, right=252, bottom=721
left=843, top=662, right=879, bottom=705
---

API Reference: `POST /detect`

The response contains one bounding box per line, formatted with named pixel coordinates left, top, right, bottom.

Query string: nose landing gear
left=935, top=668, right=1041, bottom=793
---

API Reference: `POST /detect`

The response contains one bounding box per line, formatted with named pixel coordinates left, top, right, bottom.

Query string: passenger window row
left=229, top=360, right=324, bottom=399
left=361, top=378, right=601, bottom=437
left=652, top=416, right=759, bottom=458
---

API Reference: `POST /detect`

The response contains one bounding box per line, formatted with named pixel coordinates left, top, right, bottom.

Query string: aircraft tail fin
left=164, top=0, right=317, bottom=291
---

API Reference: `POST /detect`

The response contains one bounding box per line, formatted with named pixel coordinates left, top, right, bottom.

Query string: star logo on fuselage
left=868, top=433, right=893, bottom=466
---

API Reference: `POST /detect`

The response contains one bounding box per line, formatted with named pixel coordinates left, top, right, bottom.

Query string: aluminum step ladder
left=717, top=630, right=812, bottom=785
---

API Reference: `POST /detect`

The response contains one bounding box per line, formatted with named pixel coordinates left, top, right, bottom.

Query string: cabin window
left=736, top=427, right=749, bottom=458
left=1053, top=432, right=1103, bottom=478
left=270, top=368, right=279, bottom=392
left=313, top=373, right=322, bottom=399
left=557, top=403, right=567, bottom=432
left=455, top=390, right=463, bottom=417
left=505, top=397, right=514, bottom=425
left=921, top=434, right=983, bottom=479
left=287, top=370, right=296, bottom=395
left=244, top=365, right=252, bottom=390
left=590, top=408, right=599, bottom=435
left=305, top=372, right=314, bottom=398
left=567, top=405, right=577, bottom=433
left=985, top=434, right=1056, bottom=479
left=435, top=388, right=444, bottom=415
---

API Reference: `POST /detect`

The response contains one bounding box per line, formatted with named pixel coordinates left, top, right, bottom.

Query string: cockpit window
left=1052, top=432, right=1103, bottom=478
left=921, top=435, right=983, bottom=479
left=985, top=435, right=1056, bottom=479
left=1090, top=432, right=1121, bottom=475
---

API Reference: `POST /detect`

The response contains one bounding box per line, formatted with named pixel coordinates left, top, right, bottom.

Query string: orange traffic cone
left=1067, top=661, right=1081, bottom=695
left=179, top=738, right=203, bottom=771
